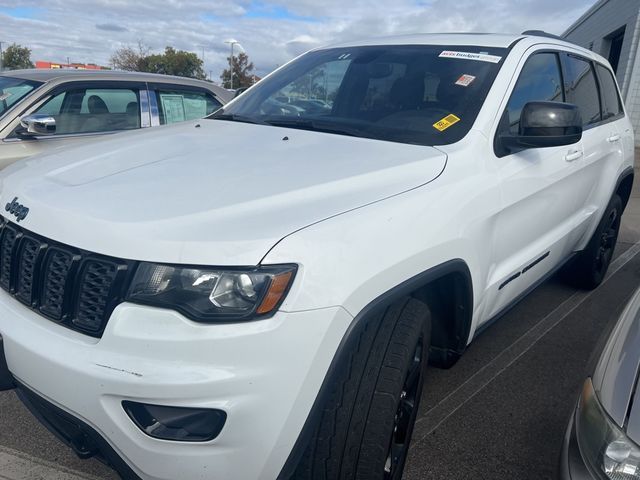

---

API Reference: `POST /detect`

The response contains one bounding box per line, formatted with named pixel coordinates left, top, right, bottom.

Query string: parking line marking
left=411, top=240, right=640, bottom=446
left=0, top=446, right=102, bottom=480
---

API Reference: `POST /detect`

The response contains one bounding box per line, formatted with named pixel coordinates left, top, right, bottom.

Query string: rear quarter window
left=595, top=63, right=624, bottom=120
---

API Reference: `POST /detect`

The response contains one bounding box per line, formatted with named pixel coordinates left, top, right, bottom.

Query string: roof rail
left=521, top=30, right=565, bottom=41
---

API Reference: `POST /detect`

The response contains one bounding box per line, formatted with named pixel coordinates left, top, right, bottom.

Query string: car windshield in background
left=0, top=77, right=41, bottom=118
left=211, top=45, right=507, bottom=146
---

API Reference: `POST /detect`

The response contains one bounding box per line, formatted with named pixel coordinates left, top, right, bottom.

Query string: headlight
left=577, top=378, right=640, bottom=479
left=126, top=263, right=296, bottom=322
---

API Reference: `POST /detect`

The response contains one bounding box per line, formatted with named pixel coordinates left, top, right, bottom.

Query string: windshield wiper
left=264, top=118, right=367, bottom=138
left=210, top=113, right=269, bottom=125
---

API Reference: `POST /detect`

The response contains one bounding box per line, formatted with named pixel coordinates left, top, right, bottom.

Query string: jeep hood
left=0, top=120, right=446, bottom=265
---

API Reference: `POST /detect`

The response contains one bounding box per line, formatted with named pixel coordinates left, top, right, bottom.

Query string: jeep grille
left=0, top=216, right=134, bottom=337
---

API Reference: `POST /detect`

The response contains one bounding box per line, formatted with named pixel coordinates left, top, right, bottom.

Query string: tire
left=565, top=194, right=622, bottom=290
left=294, top=297, right=431, bottom=480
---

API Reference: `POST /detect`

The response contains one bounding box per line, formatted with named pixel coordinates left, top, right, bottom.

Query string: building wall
left=563, top=0, right=640, bottom=144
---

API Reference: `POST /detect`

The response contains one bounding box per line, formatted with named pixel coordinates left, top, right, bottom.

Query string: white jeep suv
left=0, top=32, right=634, bottom=480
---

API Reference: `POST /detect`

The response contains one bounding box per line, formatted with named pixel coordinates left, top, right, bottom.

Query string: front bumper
left=0, top=289, right=352, bottom=480
left=559, top=410, right=594, bottom=480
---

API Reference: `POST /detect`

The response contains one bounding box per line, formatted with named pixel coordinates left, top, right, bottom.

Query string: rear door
left=595, top=62, right=633, bottom=178
left=559, top=54, right=625, bottom=248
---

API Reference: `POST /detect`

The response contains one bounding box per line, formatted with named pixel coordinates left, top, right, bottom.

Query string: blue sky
left=0, top=0, right=594, bottom=81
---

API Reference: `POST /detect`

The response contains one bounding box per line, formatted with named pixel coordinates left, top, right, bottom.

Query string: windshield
left=212, top=45, right=507, bottom=146
left=0, top=76, right=41, bottom=118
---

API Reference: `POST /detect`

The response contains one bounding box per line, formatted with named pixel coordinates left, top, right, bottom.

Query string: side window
left=156, top=89, right=222, bottom=125
left=562, top=55, right=601, bottom=127
left=595, top=63, right=623, bottom=120
left=79, top=89, right=138, bottom=116
left=36, top=92, right=66, bottom=116
left=24, top=87, right=140, bottom=135
left=503, top=53, right=563, bottom=135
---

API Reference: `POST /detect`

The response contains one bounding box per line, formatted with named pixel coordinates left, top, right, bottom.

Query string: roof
left=326, top=33, right=526, bottom=50
left=321, top=31, right=596, bottom=59
left=0, top=69, right=233, bottom=101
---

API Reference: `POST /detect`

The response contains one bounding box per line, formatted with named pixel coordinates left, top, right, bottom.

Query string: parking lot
left=0, top=161, right=638, bottom=480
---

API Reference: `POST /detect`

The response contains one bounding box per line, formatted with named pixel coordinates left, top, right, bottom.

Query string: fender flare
left=277, top=258, right=473, bottom=479
left=616, top=165, right=634, bottom=211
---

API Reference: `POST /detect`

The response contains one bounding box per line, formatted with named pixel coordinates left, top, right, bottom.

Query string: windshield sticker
left=455, top=74, right=476, bottom=87
left=439, top=51, right=502, bottom=63
left=433, top=114, right=461, bottom=132
left=0, top=92, right=11, bottom=101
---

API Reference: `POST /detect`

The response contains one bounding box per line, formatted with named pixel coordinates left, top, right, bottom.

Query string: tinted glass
left=28, top=87, right=140, bottom=134
left=213, top=45, right=508, bottom=146
left=157, top=89, right=221, bottom=125
left=563, top=55, right=601, bottom=126
left=503, top=53, right=563, bottom=135
left=0, top=76, right=41, bottom=118
left=596, top=63, right=623, bottom=120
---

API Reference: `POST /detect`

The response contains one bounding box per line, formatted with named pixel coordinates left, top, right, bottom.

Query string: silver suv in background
left=0, top=69, right=232, bottom=168
left=561, top=288, right=640, bottom=480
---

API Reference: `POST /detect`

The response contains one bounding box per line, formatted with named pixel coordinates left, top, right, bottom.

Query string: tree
left=1, top=43, right=34, bottom=70
left=109, top=41, right=150, bottom=71
left=221, top=52, right=255, bottom=89
left=110, top=44, right=206, bottom=79
left=140, top=47, right=206, bottom=79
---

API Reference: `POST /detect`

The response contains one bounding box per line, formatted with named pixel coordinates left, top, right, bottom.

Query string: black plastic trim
left=616, top=166, right=635, bottom=212
left=522, top=251, right=550, bottom=274
left=15, top=382, right=142, bottom=480
left=276, top=259, right=473, bottom=479
left=475, top=252, right=577, bottom=339
left=0, top=336, right=14, bottom=391
left=499, top=271, right=521, bottom=290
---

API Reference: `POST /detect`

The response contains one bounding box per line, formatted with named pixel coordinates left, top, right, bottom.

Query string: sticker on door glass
left=433, top=114, right=461, bottom=131
left=439, top=51, right=502, bottom=63
left=455, top=74, right=476, bottom=87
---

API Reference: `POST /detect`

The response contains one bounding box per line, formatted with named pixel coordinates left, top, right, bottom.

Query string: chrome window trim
left=139, top=89, right=151, bottom=128
left=2, top=130, right=124, bottom=143
left=148, top=90, right=160, bottom=126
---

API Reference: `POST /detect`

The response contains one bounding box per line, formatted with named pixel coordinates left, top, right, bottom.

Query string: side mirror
left=17, top=114, right=56, bottom=137
left=500, top=101, right=582, bottom=151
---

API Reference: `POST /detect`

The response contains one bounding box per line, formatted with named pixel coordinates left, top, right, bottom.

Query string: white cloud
left=0, top=0, right=594, bottom=80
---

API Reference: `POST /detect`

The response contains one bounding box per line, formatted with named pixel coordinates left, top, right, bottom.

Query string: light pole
left=0, top=42, right=4, bottom=72
left=224, top=40, right=240, bottom=89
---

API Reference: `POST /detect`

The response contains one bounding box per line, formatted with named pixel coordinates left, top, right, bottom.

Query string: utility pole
left=224, top=40, right=239, bottom=89
left=0, top=42, right=4, bottom=72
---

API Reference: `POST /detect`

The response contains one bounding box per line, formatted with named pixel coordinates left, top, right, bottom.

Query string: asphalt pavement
left=1, top=164, right=640, bottom=480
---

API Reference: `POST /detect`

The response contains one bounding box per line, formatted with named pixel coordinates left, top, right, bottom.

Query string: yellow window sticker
left=433, top=114, right=460, bottom=131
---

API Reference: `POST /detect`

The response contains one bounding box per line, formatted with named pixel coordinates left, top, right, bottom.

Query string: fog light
left=123, top=401, right=226, bottom=442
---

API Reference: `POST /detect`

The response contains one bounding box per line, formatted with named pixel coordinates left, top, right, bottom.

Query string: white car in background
left=0, top=69, right=231, bottom=168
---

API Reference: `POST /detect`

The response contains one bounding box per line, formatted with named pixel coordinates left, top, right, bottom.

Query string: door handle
left=607, top=134, right=621, bottom=143
left=564, top=150, right=583, bottom=162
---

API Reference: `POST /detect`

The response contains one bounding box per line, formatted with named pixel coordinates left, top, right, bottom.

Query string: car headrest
left=87, top=95, right=109, bottom=114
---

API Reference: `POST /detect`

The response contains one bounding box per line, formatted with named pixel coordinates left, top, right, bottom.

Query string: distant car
left=560, top=288, right=640, bottom=479
left=0, top=69, right=231, bottom=168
